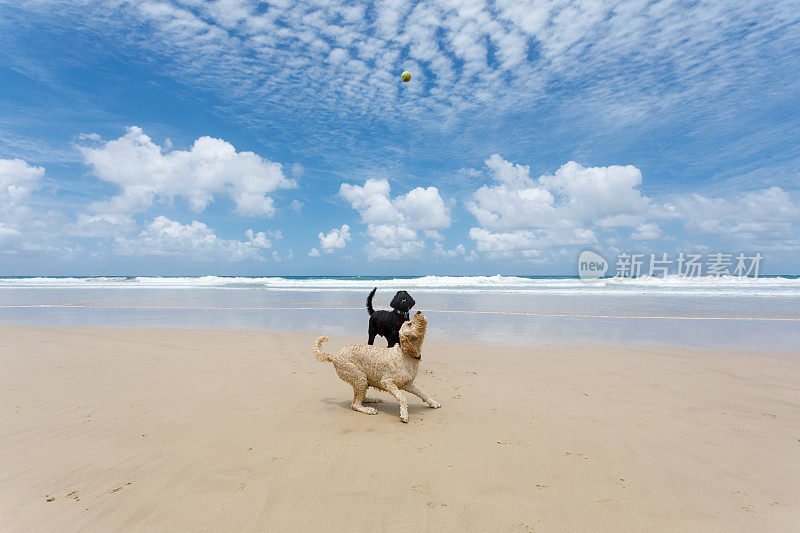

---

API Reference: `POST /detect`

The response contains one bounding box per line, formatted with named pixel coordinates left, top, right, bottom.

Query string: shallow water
left=1, top=277, right=798, bottom=351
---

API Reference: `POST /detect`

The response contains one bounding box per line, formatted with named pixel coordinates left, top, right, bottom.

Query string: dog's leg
left=367, top=322, right=377, bottom=345
left=404, top=383, right=441, bottom=409
left=351, top=374, right=378, bottom=415
left=382, top=381, right=408, bottom=423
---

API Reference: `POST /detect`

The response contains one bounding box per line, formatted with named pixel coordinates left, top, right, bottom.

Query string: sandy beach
left=1, top=325, right=799, bottom=531
left=4, top=0, right=800, bottom=531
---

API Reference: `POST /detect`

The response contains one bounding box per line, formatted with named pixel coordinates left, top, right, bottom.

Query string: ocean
left=1, top=275, right=799, bottom=351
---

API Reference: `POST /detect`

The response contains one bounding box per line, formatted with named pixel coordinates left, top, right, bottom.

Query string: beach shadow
left=320, top=397, right=431, bottom=416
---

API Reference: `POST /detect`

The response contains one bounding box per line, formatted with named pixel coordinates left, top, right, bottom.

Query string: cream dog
left=313, top=311, right=440, bottom=423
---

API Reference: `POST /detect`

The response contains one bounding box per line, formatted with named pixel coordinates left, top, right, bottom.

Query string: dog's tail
left=314, top=336, right=334, bottom=362
left=366, top=287, right=377, bottom=316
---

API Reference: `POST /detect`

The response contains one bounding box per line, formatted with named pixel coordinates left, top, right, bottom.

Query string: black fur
left=366, top=287, right=416, bottom=347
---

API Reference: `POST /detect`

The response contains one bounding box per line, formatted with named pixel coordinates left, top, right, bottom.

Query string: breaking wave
left=1, top=275, right=798, bottom=296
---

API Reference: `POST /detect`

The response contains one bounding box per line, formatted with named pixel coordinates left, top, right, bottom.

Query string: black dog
left=366, top=287, right=416, bottom=347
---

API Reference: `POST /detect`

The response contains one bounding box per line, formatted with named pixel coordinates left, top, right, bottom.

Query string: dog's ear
left=399, top=331, right=421, bottom=359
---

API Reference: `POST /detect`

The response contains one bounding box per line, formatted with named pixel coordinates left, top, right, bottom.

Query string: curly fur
left=314, top=311, right=440, bottom=423
left=366, top=287, right=416, bottom=347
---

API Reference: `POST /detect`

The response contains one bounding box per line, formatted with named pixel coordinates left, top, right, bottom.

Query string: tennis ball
left=401, top=71, right=411, bottom=82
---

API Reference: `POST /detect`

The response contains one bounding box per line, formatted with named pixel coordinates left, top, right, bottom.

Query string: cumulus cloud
left=338, top=178, right=451, bottom=259
left=631, top=222, right=663, bottom=240
left=665, top=187, right=800, bottom=248
left=0, top=223, right=21, bottom=251
left=393, top=186, right=452, bottom=230
left=113, top=216, right=276, bottom=261
left=67, top=213, right=136, bottom=237
left=467, top=156, right=555, bottom=232
left=245, top=228, right=274, bottom=249
left=469, top=227, right=598, bottom=253
left=339, top=179, right=400, bottom=224
left=467, top=155, right=800, bottom=256
left=365, top=224, right=426, bottom=260
left=538, top=161, right=648, bottom=227
left=433, top=242, right=477, bottom=261
left=0, top=158, right=65, bottom=255
left=78, top=126, right=296, bottom=217
left=0, top=158, right=44, bottom=205
left=466, top=155, right=651, bottom=254
left=317, top=224, right=351, bottom=253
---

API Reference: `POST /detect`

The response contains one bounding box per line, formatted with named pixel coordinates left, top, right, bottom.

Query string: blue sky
left=1, top=0, right=799, bottom=275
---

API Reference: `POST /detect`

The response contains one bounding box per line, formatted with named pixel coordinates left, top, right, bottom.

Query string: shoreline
left=3, top=282, right=799, bottom=352
left=2, top=321, right=799, bottom=355
left=3, top=326, right=799, bottom=530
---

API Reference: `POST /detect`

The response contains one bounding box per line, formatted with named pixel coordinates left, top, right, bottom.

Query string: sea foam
left=1, top=275, right=798, bottom=296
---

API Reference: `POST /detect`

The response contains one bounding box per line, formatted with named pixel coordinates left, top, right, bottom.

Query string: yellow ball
left=401, top=71, right=411, bottom=82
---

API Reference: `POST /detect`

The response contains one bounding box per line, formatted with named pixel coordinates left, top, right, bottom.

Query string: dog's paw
left=430, top=402, right=442, bottom=409
left=400, top=414, right=409, bottom=423
left=352, top=405, right=378, bottom=415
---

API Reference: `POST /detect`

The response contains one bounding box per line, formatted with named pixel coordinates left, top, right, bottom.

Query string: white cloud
left=338, top=177, right=451, bottom=259
left=424, top=229, right=445, bottom=241
left=78, top=126, right=296, bottom=217
left=466, top=155, right=650, bottom=254
left=0, top=223, right=21, bottom=251
left=245, top=228, right=273, bottom=249
left=469, top=227, right=597, bottom=252
left=14, top=0, right=799, bottom=152
left=393, top=186, right=451, bottom=230
left=433, top=242, right=477, bottom=260
left=468, top=174, right=554, bottom=233
left=466, top=156, right=800, bottom=256
left=308, top=247, right=320, bottom=257
left=317, top=224, right=351, bottom=253
left=665, top=187, right=800, bottom=248
left=370, top=223, right=418, bottom=244
left=339, top=179, right=401, bottom=224
left=0, top=158, right=66, bottom=255
left=0, top=158, right=44, bottom=205
left=538, top=161, right=648, bottom=226
left=366, top=224, right=426, bottom=260
left=290, top=163, right=304, bottom=179
left=631, top=222, right=662, bottom=240
left=67, top=213, right=136, bottom=237
left=457, top=167, right=483, bottom=179
left=113, top=216, right=276, bottom=261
